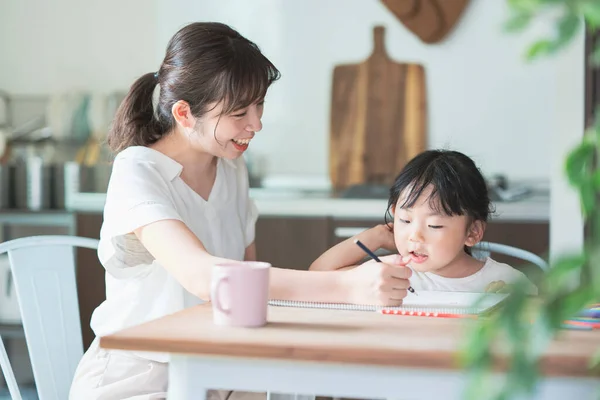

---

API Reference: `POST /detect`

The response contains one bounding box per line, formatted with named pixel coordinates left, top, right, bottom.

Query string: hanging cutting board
left=381, top=0, right=471, bottom=44
left=329, top=26, right=427, bottom=191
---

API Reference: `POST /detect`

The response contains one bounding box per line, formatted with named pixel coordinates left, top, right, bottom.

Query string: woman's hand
left=341, top=255, right=412, bottom=306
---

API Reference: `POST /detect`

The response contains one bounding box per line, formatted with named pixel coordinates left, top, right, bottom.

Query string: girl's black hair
left=385, top=149, right=494, bottom=254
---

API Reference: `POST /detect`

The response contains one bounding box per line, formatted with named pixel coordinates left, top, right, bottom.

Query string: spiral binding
left=267, top=299, right=479, bottom=314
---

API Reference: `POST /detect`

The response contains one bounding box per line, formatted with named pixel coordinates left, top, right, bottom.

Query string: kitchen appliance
left=13, top=157, right=52, bottom=210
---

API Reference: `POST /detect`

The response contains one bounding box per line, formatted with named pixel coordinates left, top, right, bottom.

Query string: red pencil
left=379, top=309, right=476, bottom=319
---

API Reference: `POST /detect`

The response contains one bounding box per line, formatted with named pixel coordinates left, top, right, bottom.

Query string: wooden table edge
left=98, top=335, right=600, bottom=378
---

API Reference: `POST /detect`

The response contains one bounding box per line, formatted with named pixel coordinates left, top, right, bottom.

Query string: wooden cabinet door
left=330, top=218, right=392, bottom=259
left=483, top=221, right=549, bottom=281
left=76, top=213, right=105, bottom=350
left=483, top=222, right=549, bottom=256
left=330, top=218, right=386, bottom=244
left=255, top=217, right=332, bottom=270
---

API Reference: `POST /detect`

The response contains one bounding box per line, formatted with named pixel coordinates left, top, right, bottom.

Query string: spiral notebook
left=268, top=291, right=509, bottom=316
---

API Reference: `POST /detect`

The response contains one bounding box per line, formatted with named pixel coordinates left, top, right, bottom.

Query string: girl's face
left=392, top=184, right=484, bottom=275
left=183, top=99, right=265, bottom=159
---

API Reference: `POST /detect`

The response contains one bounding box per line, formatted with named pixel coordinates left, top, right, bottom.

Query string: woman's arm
left=244, top=242, right=257, bottom=261
left=135, top=219, right=410, bottom=305
left=309, top=224, right=396, bottom=271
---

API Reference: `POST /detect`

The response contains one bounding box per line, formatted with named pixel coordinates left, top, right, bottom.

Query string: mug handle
left=211, top=275, right=231, bottom=314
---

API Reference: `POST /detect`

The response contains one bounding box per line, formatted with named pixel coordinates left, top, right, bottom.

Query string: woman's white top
left=89, top=146, right=258, bottom=362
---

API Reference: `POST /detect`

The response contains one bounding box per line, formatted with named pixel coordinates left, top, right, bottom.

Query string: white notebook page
left=268, top=291, right=509, bottom=315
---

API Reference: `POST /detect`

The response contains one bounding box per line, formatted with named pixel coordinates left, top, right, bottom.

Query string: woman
left=69, top=22, right=411, bottom=399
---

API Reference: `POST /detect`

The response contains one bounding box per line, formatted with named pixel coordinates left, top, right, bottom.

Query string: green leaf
left=582, top=2, right=600, bottom=30
left=545, top=254, right=587, bottom=292
left=555, top=286, right=595, bottom=322
left=556, top=13, right=581, bottom=46
left=507, top=0, right=543, bottom=13
left=593, top=170, right=600, bottom=190
left=590, top=246, right=600, bottom=295
left=460, top=319, right=494, bottom=366
left=592, top=169, right=600, bottom=191
left=565, top=140, right=595, bottom=186
left=589, top=347, right=600, bottom=369
left=580, top=180, right=596, bottom=216
left=464, top=369, right=496, bottom=400
left=529, top=311, right=556, bottom=357
left=505, top=12, right=533, bottom=32
left=593, top=215, right=600, bottom=257
left=525, top=39, right=554, bottom=60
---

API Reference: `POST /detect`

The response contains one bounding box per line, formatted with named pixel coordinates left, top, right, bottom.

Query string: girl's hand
left=376, top=223, right=396, bottom=252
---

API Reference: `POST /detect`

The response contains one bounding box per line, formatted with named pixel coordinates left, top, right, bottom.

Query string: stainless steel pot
left=0, top=164, right=13, bottom=209
left=13, top=157, right=52, bottom=210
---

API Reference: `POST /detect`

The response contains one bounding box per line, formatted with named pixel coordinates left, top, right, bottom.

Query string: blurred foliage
left=463, top=1, right=600, bottom=399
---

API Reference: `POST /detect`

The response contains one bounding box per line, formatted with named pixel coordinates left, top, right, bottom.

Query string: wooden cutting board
left=381, top=0, right=471, bottom=44
left=329, top=26, right=427, bottom=191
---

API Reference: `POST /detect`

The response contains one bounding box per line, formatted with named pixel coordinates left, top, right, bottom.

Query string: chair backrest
left=0, top=235, right=99, bottom=400
left=472, top=241, right=549, bottom=271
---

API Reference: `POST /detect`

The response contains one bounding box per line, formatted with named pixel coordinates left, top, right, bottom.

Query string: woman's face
left=188, top=99, right=265, bottom=159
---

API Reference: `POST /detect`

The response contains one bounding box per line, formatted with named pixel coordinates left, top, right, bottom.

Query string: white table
left=100, top=304, right=600, bottom=400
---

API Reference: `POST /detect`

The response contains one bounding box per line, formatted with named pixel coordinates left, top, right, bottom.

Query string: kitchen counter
left=63, top=188, right=549, bottom=222
left=60, top=163, right=549, bottom=221
left=249, top=188, right=549, bottom=221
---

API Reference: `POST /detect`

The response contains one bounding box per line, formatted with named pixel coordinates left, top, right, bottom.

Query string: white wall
left=0, top=0, right=583, bottom=184
left=550, top=27, right=585, bottom=260
left=157, top=0, right=565, bottom=182
left=0, top=0, right=159, bottom=94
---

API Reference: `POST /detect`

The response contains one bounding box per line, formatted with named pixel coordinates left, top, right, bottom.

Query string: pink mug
left=210, top=261, right=271, bottom=327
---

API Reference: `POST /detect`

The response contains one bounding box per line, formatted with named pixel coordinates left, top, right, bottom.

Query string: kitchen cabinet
left=255, top=216, right=332, bottom=270
left=481, top=221, right=549, bottom=282
left=75, top=213, right=105, bottom=350
left=256, top=216, right=549, bottom=282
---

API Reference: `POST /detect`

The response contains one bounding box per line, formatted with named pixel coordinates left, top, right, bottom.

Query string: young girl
left=69, top=22, right=412, bottom=400
left=310, top=149, right=536, bottom=294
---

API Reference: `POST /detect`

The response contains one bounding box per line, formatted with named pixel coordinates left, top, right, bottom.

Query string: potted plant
left=463, top=1, right=600, bottom=399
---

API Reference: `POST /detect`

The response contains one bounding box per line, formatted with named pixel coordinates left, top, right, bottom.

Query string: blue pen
left=354, top=239, right=417, bottom=296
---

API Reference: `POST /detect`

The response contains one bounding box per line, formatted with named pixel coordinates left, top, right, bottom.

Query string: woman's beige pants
left=69, top=338, right=266, bottom=400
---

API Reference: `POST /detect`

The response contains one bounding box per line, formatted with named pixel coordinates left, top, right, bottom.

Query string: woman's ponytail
left=108, top=72, right=167, bottom=153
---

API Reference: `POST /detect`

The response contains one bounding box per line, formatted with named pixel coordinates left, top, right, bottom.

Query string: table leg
left=268, top=393, right=315, bottom=400
left=168, top=354, right=212, bottom=400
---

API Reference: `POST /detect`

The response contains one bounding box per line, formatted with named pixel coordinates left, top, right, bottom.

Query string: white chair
left=0, top=235, right=304, bottom=400
left=472, top=241, right=549, bottom=271
left=0, top=235, right=99, bottom=400
left=1, top=333, right=22, bottom=400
